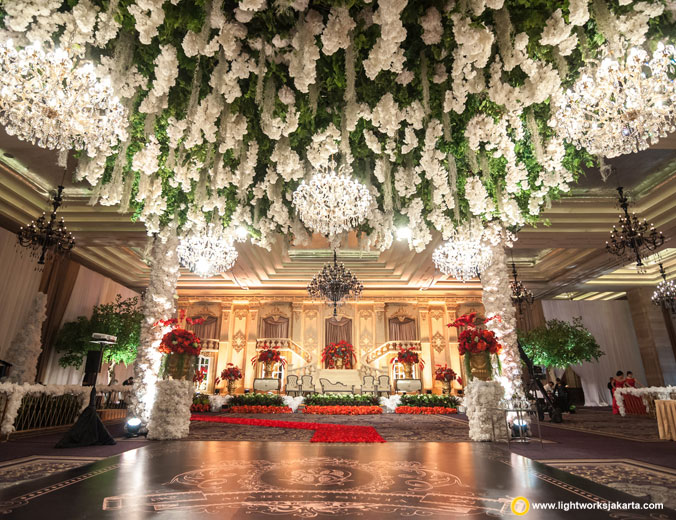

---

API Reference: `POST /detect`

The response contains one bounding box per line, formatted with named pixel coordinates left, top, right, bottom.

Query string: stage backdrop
left=541, top=300, right=646, bottom=407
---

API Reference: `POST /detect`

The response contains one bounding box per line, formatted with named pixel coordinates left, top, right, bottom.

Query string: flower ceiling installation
left=0, top=0, right=673, bottom=256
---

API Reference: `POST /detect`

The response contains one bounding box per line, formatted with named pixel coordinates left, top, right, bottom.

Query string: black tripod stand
left=517, top=340, right=563, bottom=423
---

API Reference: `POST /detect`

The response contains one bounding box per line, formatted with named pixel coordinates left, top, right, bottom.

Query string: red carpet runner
left=190, top=415, right=386, bottom=443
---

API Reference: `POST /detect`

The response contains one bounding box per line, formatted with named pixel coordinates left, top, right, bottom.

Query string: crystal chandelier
left=177, top=223, right=238, bottom=278
left=432, top=219, right=493, bottom=282
left=652, top=263, right=676, bottom=314
left=554, top=43, right=676, bottom=159
left=606, top=186, right=664, bottom=268
left=307, top=250, right=363, bottom=316
left=292, top=160, right=372, bottom=238
left=0, top=41, right=127, bottom=161
left=510, top=262, right=534, bottom=312
left=17, top=185, right=75, bottom=265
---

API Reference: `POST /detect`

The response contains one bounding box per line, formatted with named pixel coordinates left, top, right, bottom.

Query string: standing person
left=612, top=371, right=626, bottom=415
left=607, top=377, right=614, bottom=404
left=554, top=377, right=569, bottom=412
left=625, top=371, right=642, bottom=388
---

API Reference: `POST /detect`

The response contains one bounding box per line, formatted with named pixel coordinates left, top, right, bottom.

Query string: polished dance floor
left=0, top=440, right=671, bottom=519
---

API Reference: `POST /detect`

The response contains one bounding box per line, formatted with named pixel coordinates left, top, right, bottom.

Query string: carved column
left=215, top=304, right=232, bottom=390
left=374, top=303, right=386, bottom=346
left=418, top=307, right=433, bottom=390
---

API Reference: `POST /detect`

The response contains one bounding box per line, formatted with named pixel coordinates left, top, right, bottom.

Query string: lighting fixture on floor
left=292, top=160, right=372, bottom=238
left=307, top=250, right=363, bottom=316
left=0, top=41, right=127, bottom=160
left=510, top=261, right=534, bottom=312
left=17, top=184, right=75, bottom=265
left=124, top=417, right=143, bottom=437
left=432, top=219, right=493, bottom=282
left=177, top=222, right=238, bottom=278
left=652, top=263, right=676, bottom=314
left=605, top=186, right=664, bottom=268
left=554, top=43, right=676, bottom=158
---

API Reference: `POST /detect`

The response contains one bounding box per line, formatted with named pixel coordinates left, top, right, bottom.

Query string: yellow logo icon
left=511, top=496, right=530, bottom=516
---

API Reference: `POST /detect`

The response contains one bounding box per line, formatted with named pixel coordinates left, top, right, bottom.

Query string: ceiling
left=1, top=127, right=676, bottom=300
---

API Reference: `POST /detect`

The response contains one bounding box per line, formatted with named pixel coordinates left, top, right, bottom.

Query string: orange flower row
left=395, top=406, right=458, bottom=415
left=303, top=405, right=383, bottom=415
left=230, top=405, right=292, bottom=414
left=190, top=403, right=211, bottom=413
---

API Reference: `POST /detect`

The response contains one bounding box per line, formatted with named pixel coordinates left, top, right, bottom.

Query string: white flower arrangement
left=463, top=379, right=507, bottom=441
left=147, top=379, right=193, bottom=440
left=5, top=292, right=47, bottom=384
left=282, top=395, right=304, bottom=412
left=379, top=394, right=402, bottom=414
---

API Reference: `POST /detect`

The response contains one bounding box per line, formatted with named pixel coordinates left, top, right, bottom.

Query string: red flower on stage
left=230, top=405, right=292, bottom=414
left=303, top=405, right=383, bottom=415
left=434, top=364, right=457, bottom=382
left=159, top=327, right=202, bottom=356
left=448, top=313, right=503, bottom=356
left=391, top=346, right=425, bottom=370
left=321, top=341, right=356, bottom=369
left=220, top=363, right=243, bottom=381
left=251, top=346, right=287, bottom=367
left=395, top=406, right=457, bottom=415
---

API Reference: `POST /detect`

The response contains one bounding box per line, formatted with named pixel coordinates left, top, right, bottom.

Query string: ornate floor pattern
left=543, top=408, right=663, bottom=442
left=0, top=441, right=669, bottom=519
left=0, top=456, right=102, bottom=490
left=541, top=458, right=676, bottom=511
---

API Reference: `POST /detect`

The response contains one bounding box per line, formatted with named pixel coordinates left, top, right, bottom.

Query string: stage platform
left=0, top=440, right=670, bottom=519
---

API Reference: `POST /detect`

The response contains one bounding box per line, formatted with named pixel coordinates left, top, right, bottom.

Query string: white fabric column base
left=147, top=379, right=193, bottom=440
left=464, top=380, right=508, bottom=441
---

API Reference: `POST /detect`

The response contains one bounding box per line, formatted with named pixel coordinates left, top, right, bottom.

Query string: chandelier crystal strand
left=0, top=41, right=127, bottom=157
left=555, top=43, right=676, bottom=159
left=652, top=263, right=676, bottom=314
left=17, top=185, right=75, bottom=265
left=292, top=160, right=372, bottom=238
left=307, top=250, right=363, bottom=316
left=432, top=219, right=494, bottom=281
left=176, top=223, right=238, bottom=278
left=605, top=186, right=664, bottom=268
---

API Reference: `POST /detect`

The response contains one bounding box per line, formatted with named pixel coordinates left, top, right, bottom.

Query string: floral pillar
left=129, top=230, right=180, bottom=425
left=481, top=226, right=523, bottom=399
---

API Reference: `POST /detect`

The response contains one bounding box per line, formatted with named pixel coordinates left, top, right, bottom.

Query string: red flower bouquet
left=220, top=363, right=243, bottom=381
left=434, top=364, right=457, bottom=382
left=230, top=405, right=292, bottom=414
left=322, top=340, right=356, bottom=369
left=391, top=346, right=425, bottom=369
left=193, top=366, right=208, bottom=385
left=303, top=405, right=383, bottom=415
left=158, top=310, right=206, bottom=356
left=251, top=345, right=287, bottom=366
left=395, top=406, right=457, bottom=415
left=448, top=313, right=502, bottom=356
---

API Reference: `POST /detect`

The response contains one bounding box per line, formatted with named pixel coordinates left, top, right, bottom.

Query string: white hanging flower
left=278, top=85, right=295, bottom=105
left=420, top=7, right=443, bottom=46
left=465, top=176, right=494, bottom=216
left=321, top=7, right=356, bottom=56
left=239, top=0, right=267, bottom=12
left=139, top=44, right=179, bottom=114
left=127, top=0, right=165, bottom=45
left=132, top=135, right=162, bottom=175
left=363, top=0, right=407, bottom=79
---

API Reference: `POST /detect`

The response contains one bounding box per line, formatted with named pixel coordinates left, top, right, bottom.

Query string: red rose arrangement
left=391, top=346, right=425, bottom=369
left=157, top=310, right=205, bottom=356
left=303, top=405, right=383, bottom=415
left=193, top=366, right=208, bottom=384
left=395, top=406, right=457, bottom=415
left=251, top=345, right=287, bottom=366
left=321, top=340, right=356, bottom=369
left=434, top=364, right=457, bottom=382
left=230, top=405, right=292, bottom=414
left=220, top=363, right=243, bottom=381
left=448, top=312, right=502, bottom=356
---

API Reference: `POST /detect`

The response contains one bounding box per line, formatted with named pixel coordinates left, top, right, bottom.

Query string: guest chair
left=377, top=375, right=391, bottom=396
left=361, top=375, right=376, bottom=395
left=286, top=375, right=301, bottom=396
left=300, top=374, right=315, bottom=395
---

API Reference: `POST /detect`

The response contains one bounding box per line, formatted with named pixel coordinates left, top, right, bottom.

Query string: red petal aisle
left=190, top=414, right=386, bottom=443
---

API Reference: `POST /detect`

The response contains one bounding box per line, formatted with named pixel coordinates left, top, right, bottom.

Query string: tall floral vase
left=165, top=353, right=196, bottom=380
left=403, top=363, right=413, bottom=379
left=335, top=357, right=344, bottom=369
left=264, top=361, right=275, bottom=378
left=227, top=380, right=236, bottom=395
left=441, top=381, right=451, bottom=395
left=467, top=352, right=492, bottom=381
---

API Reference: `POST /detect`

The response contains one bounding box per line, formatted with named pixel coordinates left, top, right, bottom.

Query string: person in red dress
left=625, top=371, right=642, bottom=388
left=612, top=370, right=626, bottom=414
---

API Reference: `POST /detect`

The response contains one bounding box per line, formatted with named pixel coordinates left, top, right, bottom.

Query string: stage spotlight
left=511, top=418, right=529, bottom=438
left=125, top=417, right=143, bottom=437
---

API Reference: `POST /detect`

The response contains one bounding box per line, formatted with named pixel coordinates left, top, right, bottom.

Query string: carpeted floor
left=187, top=413, right=471, bottom=442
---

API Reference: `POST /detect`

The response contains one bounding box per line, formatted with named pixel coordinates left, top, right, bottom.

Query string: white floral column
left=147, top=379, right=193, bottom=440
left=481, top=224, right=523, bottom=399
left=129, top=229, right=180, bottom=425
left=6, top=292, right=47, bottom=384
left=464, top=380, right=508, bottom=441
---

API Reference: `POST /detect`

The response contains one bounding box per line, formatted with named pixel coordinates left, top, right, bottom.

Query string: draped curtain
left=41, top=265, right=139, bottom=385
left=325, top=317, right=352, bottom=346
left=388, top=317, right=417, bottom=341
left=260, top=316, right=289, bottom=338
left=190, top=315, right=219, bottom=340
left=541, top=300, right=646, bottom=407
left=0, top=227, right=43, bottom=360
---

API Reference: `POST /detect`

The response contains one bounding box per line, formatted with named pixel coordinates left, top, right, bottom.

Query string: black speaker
left=84, top=350, right=104, bottom=375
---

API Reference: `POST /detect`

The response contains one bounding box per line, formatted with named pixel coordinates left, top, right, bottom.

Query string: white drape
left=42, top=266, right=138, bottom=385
left=541, top=300, right=646, bottom=407
left=0, top=227, right=43, bottom=359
